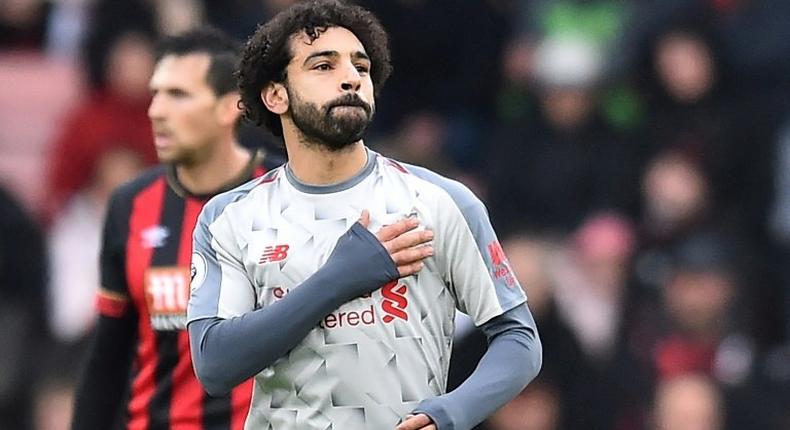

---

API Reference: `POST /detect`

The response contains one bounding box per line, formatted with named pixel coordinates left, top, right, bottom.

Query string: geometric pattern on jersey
left=190, top=150, right=525, bottom=430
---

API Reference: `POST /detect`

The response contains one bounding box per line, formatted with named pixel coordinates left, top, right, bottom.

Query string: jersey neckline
left=166, top=148, right=264, bottom=200
left=284, top=148, right=377, bottom=194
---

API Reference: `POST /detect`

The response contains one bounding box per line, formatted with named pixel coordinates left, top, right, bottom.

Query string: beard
left=286, top=86, right=375, bottom=151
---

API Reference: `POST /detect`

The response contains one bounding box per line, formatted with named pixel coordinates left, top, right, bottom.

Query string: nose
left=147, top=93, right=164, bottom=119
left=340, top=63, right=361, bottom=92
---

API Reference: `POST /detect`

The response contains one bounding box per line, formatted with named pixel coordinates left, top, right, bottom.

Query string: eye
left=167, top=88, right=189, bottom=98
left=314, top=63, right=332, bottom=71
left=355, top=64, right=370, bottom=74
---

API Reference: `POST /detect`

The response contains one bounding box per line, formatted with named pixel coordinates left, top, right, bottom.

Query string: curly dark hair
left=238, top=0, right=392, bottom=137
left=156, top=27, right=241, bottom=96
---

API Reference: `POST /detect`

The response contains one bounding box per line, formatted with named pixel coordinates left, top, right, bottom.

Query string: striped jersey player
left=70, top=28, right=283, bottom=430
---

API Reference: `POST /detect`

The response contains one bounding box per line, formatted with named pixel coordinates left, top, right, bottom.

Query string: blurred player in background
left=70, top=28, right=281, bottom=430
left=187, top=1, right=542, bottom=429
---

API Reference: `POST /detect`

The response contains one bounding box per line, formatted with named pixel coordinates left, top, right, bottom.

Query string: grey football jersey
left=188, top=150, right=525, bottom=429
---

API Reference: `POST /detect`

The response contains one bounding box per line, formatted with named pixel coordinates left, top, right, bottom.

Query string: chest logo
left=145, top=266, right=190, bottom=330
left=141, top=225, right=169, bottom=249
left=259, top=244, right=290, bottom=264
left=381, top=281, right=409, bottom=323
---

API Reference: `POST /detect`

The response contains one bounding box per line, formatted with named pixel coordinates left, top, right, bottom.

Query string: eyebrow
left=352, top=51, right=370, bottom=62
left=302, top=50, right=370, bottom=66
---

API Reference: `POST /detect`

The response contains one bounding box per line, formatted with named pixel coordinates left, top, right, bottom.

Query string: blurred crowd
left=1, top=0, right=790, bottom=429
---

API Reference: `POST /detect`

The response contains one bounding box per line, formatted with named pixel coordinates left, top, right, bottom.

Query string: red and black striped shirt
left=91, top=151, right=280, bottom=430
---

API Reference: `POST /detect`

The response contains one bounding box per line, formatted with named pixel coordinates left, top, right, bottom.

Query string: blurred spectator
left=48, top=147, right=144, bottom=343
left=548, top=212, right=650, bottom=428
left=631, top=0, right=790, bottom=96
left=633, top=149, right=718, bottom=293
left=653, top=233, right=753, bottom=386
left=0, top=0, right=51, bottom=50
left=551, top=212, right=635, bottom=364
left=0, top=185, right=47, bottom=430
left=633, top=231, right=771, bottom=429
left=45, top=8, right=158, bottom=219
left=0, top=51, right=82, bottom=216
left=487, top=34, right=639, bottom=235
left=41, top=147, right=144, bottom=430
left=651, top=373, right=724, bottom=430
left=626, top=148, right=766, bottom=424
left=151, top=0, right=203, bottom=36
left=634, top=23, right=758, bottom=228
left=625, top=3, right=782, bottom=238
left=486, top=377, right=562, bottom=430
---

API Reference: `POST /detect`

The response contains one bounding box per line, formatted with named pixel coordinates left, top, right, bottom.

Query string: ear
left=261, top=82, right=289, bottom=115
left=215, top=92, right=242, bottom=127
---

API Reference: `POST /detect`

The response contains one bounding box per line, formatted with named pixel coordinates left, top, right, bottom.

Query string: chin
left=156, top=151, right=182, bottom=165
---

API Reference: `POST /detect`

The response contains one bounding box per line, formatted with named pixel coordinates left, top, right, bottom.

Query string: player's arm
left=405, top=306, right=540, bottom=430
left=401, top=165, right=543, bottom=430
left=188, top=207, right=432, bottom=396
left=71, top=191, right=137, bottom=430
left=71, top=308, right=137, bottom=430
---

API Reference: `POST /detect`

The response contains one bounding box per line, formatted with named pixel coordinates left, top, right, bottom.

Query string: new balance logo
left=381, top=281, right=408, bottom=323
left=259, top=244, right=290, bottom=264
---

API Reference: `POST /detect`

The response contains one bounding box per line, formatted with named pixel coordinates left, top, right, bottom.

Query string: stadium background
left=1, top=0, right=790, bottom=428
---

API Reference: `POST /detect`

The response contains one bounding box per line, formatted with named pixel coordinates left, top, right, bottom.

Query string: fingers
left=358, top=209, right=370, bottom=229
left=383, top=225, right=433, bottom=277
left=376, top=216, right=419, bottom=242
left=391, top=244, right=433, bottom=268
left=384, top=229, right=433, bottom=254
left=395, top=413, right=435, bottom=430
left=397, top=261, right=425, bottom=278
left=357, top=211, right=433, bottom=277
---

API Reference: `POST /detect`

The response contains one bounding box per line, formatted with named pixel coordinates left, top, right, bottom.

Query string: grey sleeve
left=412, top=304, right=542, bottom=430
left=188, top=222, right=400, bottom=396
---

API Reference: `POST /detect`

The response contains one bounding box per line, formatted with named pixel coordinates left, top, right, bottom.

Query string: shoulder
left=104, top=166, right=167, bottom=222
left=201, top=167, right=281, bottom=227
left=110, top=166, right=167, bottom=205
left=380, top=157, right=485, bottom=214
left=101, top=167, right=166, bottom=242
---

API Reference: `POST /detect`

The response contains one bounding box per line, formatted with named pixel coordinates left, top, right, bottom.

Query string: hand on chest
left=246, top=202, right=419, bottom=282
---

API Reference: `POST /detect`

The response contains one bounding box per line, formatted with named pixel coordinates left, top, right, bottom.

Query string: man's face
left=282, top=26, right=375, bottom=150
left=148, top=53, right=225, bottom=165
